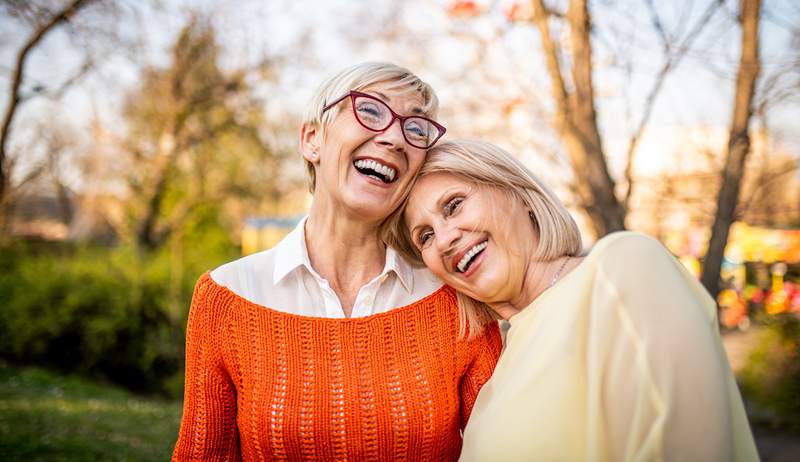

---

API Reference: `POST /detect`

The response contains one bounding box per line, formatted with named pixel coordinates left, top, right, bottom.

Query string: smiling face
left=404, top=172, right=539, bottom=305
left=301, top=83, right=430, bottom=223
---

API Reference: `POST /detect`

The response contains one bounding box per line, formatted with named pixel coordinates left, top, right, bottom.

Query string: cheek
left=330, top=124, right=369, bottom=153
left=406, top=151, right=427, bottom=173
left=421, top=249, right=447, bottom=277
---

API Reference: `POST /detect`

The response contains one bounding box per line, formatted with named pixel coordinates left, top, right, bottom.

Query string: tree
left=527, top=0, right=625, bottom=236
left=445, top=0, right=722, bottom=237
left=700, top=0, right=762, bottom=298
left=0, top=0, right=96, bottom=233
left=119, top=17, right=291, bottom=250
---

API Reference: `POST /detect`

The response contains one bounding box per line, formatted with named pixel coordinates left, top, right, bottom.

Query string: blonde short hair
left=382, top=139, right=583, bottom=338
left=301, top=62, right=439, bottom=193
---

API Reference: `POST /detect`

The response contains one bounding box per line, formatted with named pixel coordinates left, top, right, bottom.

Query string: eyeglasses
left=322, top=91, right=446, bottom=149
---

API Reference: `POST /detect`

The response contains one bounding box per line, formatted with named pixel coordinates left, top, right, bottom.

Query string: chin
left=347, top=199, right=397, bottom=222
left=460, top=277, right=504, bottom=305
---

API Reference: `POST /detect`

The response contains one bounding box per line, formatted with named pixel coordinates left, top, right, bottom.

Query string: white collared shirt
left=209, top=217, right=443, bottom=318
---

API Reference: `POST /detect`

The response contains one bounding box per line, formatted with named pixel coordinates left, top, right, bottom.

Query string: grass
left=0, top=363, right=182, bottom=461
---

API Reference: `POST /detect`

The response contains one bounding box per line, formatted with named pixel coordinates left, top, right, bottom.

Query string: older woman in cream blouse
left=385, top=139, right=759, bottom=461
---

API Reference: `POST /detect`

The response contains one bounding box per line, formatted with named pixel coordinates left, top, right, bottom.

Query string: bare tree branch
left=737, top=160, right=800, bottom=215
left=0, top=0, right=95, bottom=226
left=622, top=0, right=723, bottom=207
left=44, top=55, right=95, bottom=100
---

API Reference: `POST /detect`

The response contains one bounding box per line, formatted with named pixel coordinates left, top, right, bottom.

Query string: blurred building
left=241, top=216, right=303, bottom=255
left=10, top=191, right=72, bottom=241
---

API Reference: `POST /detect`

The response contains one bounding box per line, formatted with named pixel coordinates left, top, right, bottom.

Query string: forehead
left=405, top=173, right=469, bottom=219
left=360, top=82, right=427, bottom=115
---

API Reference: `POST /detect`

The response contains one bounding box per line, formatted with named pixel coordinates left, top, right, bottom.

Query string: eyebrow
left=371, top=90, right=425, bottom=115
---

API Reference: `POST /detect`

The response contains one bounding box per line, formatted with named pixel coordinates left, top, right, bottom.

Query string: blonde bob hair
left=301, top=62, right=439, bottom=193
left=382, top=139, right=583, bottom=338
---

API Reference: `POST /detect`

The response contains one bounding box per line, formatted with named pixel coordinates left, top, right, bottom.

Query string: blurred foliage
left=740, top=314, right=800, bottom=431
left=0, top=12, right=300, bottom=400
left=0, top=203, right=238, bottom=397
left=120, top=16, right=294, bottom=249
left=0, top=362, right=181, bottom=461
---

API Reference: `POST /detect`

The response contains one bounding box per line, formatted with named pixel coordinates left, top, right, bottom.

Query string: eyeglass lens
left=353, top=96, right=441, bottom=148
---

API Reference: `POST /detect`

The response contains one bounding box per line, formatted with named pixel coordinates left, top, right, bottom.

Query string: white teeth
left=457, top=241, right=488, bottom=273
left=354, top=159, right=397, bottom=182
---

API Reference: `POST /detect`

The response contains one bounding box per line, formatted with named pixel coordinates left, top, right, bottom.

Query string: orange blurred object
left=447, top=0, right=485, bottom=17
left=718, top=289, right=749, bottom=329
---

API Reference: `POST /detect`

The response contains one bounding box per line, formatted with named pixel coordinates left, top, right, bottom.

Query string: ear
left=300, top=122, right=321, bottom=164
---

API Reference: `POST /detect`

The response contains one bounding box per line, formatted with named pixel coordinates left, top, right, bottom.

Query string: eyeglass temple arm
left=322, top=93, right=351, bottom=113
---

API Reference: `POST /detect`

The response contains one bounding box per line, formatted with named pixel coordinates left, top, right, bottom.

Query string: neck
left=305, top=199, right=387, bottom=314
left=488, top=256, right=569, bottom=321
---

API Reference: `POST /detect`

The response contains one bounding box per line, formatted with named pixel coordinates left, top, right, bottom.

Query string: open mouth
left=456, top=240, right=488, bottom=273
left=353, top=159, right=397, bottom=184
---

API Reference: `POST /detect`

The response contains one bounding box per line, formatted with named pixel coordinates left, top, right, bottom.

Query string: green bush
left=739, top=314, right=800, bottom=431
left=0, top=208, right=238, bottom=396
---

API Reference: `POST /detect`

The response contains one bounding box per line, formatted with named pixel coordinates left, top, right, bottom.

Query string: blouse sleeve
left=457, top=321, right=503, bottom=429
left=172, top=275, right=241, bottom=462
left=594, top=234, right=758, bottom=462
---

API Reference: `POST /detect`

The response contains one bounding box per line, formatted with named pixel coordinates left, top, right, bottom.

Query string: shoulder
left=209, top=246, right=279, bottom=293
left=588, top=232, right=714, bottom=312
left=588, top=231, right=687, bottom=295
left=591, top=231, right=670, bottom=261
left=187, top=272, right=238, bottom=329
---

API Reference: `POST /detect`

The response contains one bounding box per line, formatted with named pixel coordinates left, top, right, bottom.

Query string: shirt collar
left=273, top=216, right=313, bottom=284
left=273, top=215, right=415, bottom=293
left=384, top=245, right=414, bottom=293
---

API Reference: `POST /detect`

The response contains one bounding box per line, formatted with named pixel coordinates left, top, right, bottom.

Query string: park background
left=1, top=0, right=799, bottom=460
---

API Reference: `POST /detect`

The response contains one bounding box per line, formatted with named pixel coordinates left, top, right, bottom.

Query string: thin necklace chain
left=548, top=257, right=570, bottom=289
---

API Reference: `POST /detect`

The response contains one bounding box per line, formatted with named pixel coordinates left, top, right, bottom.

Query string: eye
left=404, top=119, right=428, bottom=138
left=355, top=101, right=385, bottom=120
left=417, top=229, right=434, bottom=248
left=444, top=197, right=463, bottom=217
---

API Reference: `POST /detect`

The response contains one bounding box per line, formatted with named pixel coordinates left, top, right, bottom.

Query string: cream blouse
left=460, top=232, right=758, bottom=462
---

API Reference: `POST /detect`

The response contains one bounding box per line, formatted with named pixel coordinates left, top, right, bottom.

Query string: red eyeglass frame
left=322, top=91, right=446, bottom=149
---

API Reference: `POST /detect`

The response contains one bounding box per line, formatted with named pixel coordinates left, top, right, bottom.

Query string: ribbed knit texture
left=172, top=273, right=502, bottom=461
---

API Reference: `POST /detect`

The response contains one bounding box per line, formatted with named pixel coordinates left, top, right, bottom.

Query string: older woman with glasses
left=172, top=63, right=502, bottom=461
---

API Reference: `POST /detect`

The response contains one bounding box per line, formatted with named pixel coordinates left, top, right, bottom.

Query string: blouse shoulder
left=592, top=231, right=668, bottom=261
left=209, top=247, right=276, bottom=294
left=590, top=232, right=678, bottom=280
left=589, top=231, right=716, bottom=322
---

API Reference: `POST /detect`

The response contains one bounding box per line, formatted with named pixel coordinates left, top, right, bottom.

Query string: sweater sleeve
left=457, top=321, right=502, bottom=429
left=172, top=275, right=241, bottom=462
left=595, top=234, right=758, bottom=462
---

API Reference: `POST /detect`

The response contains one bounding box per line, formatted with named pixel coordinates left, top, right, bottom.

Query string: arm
left=172, top=275, right=241, bottom=462
left=457, top=321, right=502, bottom=429
left=595, top=234, right=757, bottom=461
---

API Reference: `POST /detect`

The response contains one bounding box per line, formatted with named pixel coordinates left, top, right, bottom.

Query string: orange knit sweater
left=172, top=273, right=502, bottom=461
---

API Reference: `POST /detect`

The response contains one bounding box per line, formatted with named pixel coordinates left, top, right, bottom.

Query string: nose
left=374, top=118, right=406, bottom=151
left=434, top=223, right=461, bottom=256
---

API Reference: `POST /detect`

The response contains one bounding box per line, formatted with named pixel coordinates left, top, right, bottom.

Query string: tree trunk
left=0, top=0, right=93, bottom=231
left=531, top=0, right=626, bottom=237
left=137, top=130, right=178, bottom=250
left=700, top=0, right=761, bottom=300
